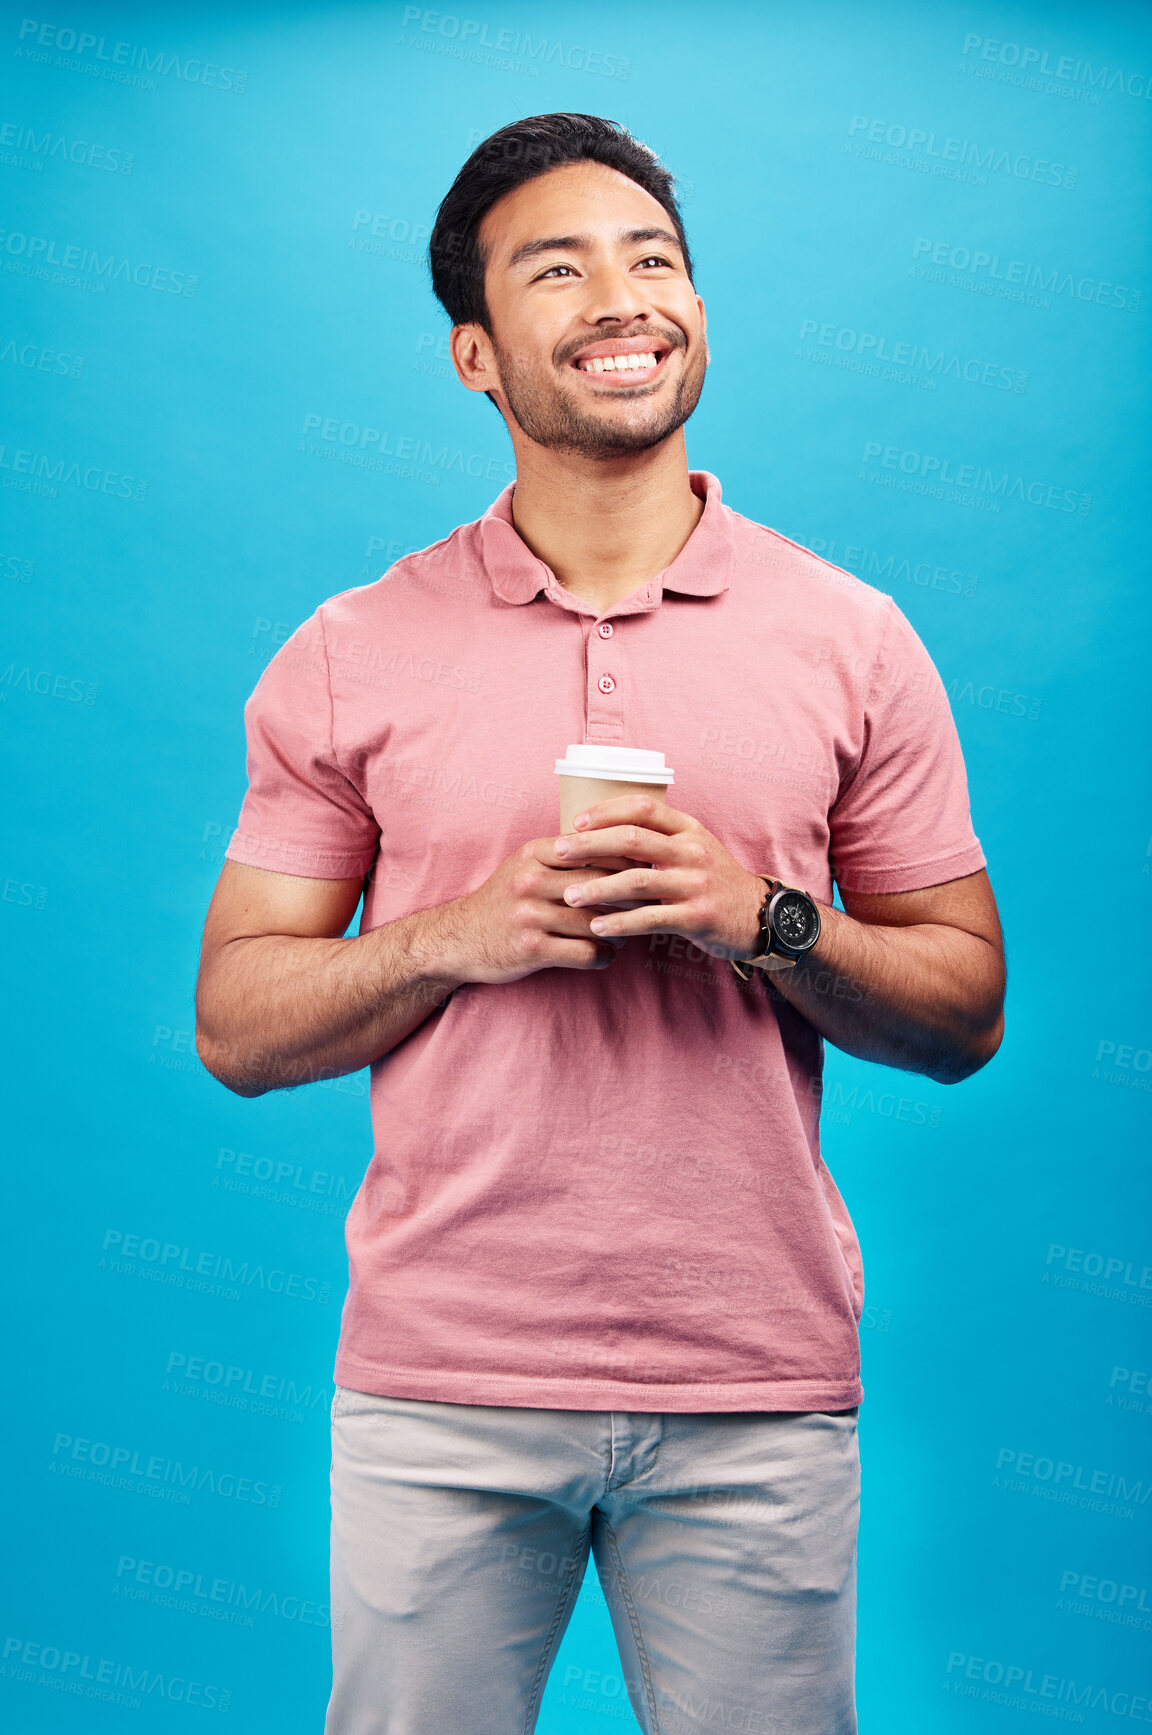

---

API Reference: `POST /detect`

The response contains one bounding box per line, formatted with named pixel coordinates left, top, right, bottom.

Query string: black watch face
left=773, top=890, right=819, bottom=952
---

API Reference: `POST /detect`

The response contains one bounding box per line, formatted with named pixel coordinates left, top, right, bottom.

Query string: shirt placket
left=586, top=614, right=624, bottom=745
left=540, top=576, right=659, bottom=744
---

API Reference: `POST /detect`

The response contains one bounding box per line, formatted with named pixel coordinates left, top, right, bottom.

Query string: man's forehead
left=482, top=163, right=670, bottom=257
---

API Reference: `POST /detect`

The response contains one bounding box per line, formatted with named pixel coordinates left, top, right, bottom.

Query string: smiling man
left=196, top=114, right=1004, bottom=1734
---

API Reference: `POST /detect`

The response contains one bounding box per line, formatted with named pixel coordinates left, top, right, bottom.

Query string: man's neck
left=508, top=432, right=704, bottom=614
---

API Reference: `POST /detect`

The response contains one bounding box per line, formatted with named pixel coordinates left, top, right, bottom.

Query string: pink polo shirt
left=226, top=472, right=985, bottom=1411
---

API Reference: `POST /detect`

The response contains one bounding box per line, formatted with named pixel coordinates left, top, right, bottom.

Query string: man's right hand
left=429, top=837, right=625, bottom=986
left=195, top=838, right=624, bottom=1098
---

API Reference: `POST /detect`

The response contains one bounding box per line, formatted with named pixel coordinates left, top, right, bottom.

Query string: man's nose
left=580, top=263, right=654, bottom=327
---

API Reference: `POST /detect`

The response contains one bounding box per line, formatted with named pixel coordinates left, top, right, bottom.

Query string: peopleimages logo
left=15, top=18, right=247, bottom=93
left=944, top=1651, right=1149, bottom=1721
left=300, top=413, right=514, bottom=486
left=115, top=1555, right=334, bottom=1629
left=2, top=1635, right=230, bottom=1713
left=848, top=114, right=1077, bottom=189
left=0, top=336, right=85, bottom=377
left=0, top=120, right=134, bottom=173
left=1046, top=1241, right=1152, bottom=1298
left=961, top=34, right=1152, bottom=100
left=0, top=440, right=147, bottom=501
left=50, top=1429, right=282, bottom=1508
left=99, top=1228, right=333, bottom=1305
left=912, top=238, right=1141, bottom=312
left=398, top=6, right=631, bottom=79
left=860, top=441, right=1090, bottom=516
left=798, top=318, right=1027, bottom=392
left=164, top=1350, right=332, bottom=1417
left=994, top=1446, right=1152, bottom=1519
left=0, top=228, right=198, bottom=295
left=1060, top=1569, right=1152, bottom=1615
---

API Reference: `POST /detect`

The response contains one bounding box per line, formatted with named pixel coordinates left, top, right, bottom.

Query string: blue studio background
left=3, top=1, right=1151, bottom=1729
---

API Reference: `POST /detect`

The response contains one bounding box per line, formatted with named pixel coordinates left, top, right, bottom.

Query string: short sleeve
left=829, top=599, right=986, bottom=896
left=225, top=610, right=380, bottom=879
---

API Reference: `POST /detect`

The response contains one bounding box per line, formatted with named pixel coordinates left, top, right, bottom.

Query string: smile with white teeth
left=577, top=351, right=660, bottom=373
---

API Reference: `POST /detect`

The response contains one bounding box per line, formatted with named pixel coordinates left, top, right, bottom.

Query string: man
left=197, top=113, right=1004, bottom=1734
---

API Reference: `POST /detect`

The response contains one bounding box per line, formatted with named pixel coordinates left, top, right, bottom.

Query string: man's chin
left=538, top=407, right=689, bottom=460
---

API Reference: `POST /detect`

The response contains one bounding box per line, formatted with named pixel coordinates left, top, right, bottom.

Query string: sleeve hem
left=225, top=831, right=376, bottom=880
left=833, top=841, right=987, bottom=897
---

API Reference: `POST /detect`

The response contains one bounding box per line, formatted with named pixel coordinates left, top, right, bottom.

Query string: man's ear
left=451, top=323, right=501, bottom=396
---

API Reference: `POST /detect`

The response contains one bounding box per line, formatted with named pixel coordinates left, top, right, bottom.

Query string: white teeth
left=580, top=351, right=658, bottom=372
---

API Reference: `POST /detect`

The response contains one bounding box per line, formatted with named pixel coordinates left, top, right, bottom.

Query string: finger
left=540, top=863, right=637, bottom=892
left=541, top=902, right=623, bottom=939
left=530, top=837, right=635, bottom=873
left=582, top=904, right=695, bottom=941
left=541, top=851, right=636, bottom=875
left=569, top=794, right=691, bottom=835
left=545, top=937, right=620, bottom=969
left=550, top=824, right=681, bottom=865
left=561, top=868, right=688, bottom=907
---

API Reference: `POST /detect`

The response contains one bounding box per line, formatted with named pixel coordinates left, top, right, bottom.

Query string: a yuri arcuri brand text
left=0, top=228, right=197, bottom=295
left=2, top=1634, right=230, bottom=1712
left=164, top=1350, right=332, bottom=1415
left=300, top=412, right=513, bottom=484
left=860, top=441, right=1089, bottom=515
left=99, top=1229, right=333, bottom=1304
left=15, top=18, right=247, bottom=92
left=0, top=441, right=146, bottom=500
left=1059, top=1569, right=1152, bottom=1614
left=0, top=118, right=133, bottom=172
left=960, top=33, right=1152, bottom=100
left=799, top=318, right=1026, bottom=391
left=398, top=6, right=631, bottom=79
left=1046, top=1243, right=1152, bottom=1289
left=995, top=1446, right=1152, bottom=1512
left=944, top=1651, right=1150, bottom=1720
left=912, top=238, right=1141, bottom=312
left=51, top=1430, right=281, bottom=1506
left=848, top=114, right=1077, bottom=188
left=115, top=1555, right=333, bottom=1627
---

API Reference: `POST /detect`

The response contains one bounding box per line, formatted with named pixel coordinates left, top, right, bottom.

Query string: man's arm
left=550, top=795, right=1005, bottom=1086
left=757, top=873, right=1004, bottom=1085
left=195, top=852, right=623, bottom=1098
left=195, top=864, right=458, bottom=1097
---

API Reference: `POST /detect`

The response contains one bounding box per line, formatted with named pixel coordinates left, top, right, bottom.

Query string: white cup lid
left=554, top=744, right=675, bottom=784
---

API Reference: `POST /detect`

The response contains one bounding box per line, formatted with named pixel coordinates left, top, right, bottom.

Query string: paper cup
left=555, top=746, right=675, bottom=883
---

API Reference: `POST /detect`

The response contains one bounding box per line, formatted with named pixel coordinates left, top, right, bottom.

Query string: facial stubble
left=490, top=336, right=707, bottom=459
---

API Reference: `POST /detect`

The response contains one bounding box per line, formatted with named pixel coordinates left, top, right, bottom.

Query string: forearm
left=766, top=901, right=1005, bottom=1084
left=195, top=905, right=464, bottom=1097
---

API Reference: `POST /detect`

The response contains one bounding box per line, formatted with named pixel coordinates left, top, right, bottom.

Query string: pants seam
left=601, top=1516, right=663, bottom=1734
left=521, top=1519, right=590, bottom=1734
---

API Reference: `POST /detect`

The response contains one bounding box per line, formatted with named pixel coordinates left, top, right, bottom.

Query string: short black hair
left=429, top=113, right=693, bottom=331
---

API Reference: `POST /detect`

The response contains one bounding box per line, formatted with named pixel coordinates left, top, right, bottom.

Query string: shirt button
left=597, top=674, right=616, bottom=694
left=597, top=622, right=614, bottom=638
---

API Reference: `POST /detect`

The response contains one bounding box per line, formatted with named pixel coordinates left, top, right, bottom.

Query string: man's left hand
left=548, top=793, right=768, bottom=961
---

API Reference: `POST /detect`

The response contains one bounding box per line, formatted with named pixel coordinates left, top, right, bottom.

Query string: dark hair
left=429, top=113, right=693, bottom=330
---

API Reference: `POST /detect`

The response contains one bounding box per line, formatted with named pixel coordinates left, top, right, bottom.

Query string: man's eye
left=637, top=255, right=672, bottom=269
left=536, top=264, right=577, bottom=279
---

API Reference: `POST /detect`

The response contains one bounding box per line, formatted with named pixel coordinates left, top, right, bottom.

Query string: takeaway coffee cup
left=554, top=744, right=675, bottom=883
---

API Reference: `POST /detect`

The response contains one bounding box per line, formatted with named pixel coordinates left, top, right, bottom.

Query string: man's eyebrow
left=506, top=225, right=684, bottom=271
left=507, top=233, right=589, bottom=269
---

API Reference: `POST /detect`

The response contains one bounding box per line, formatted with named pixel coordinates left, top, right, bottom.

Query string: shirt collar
left=477, top=471, right=734, bottom=608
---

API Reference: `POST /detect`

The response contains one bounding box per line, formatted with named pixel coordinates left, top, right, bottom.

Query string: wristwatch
left=731, top=877, right=822, bottom=982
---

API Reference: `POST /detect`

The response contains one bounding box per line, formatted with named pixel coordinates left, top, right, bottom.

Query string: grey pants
left=324, top=1387, right=860, bottom=1734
